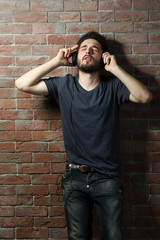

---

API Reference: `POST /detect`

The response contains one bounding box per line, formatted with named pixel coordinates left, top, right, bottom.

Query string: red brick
left=49, top=142, right=65, bottom=152
left=16, top=120, right=48, bottom=131
left=0, top=35, right=13, bottom=45
left=0, top=99, right=15, bottom=109
left=0, top=78, right=14, bottom=88
left=34, top=109, right=61, bottom=120
left=0, top=56, right=14, bottom=66
left=149, top=33, right=160, bottom=42
left=0, top=121, right=15, bottom=131
left=17, top=98, right=47, bottom=109
left=18, top=163, right=50, bottom=174
left=51, top=163, right=65, bottom=173
left=15, top=12, right=47, bottom=23
left=0, top=164, right=16, bottom=174
left=32, top=45, right=63, bottom=56
left=32, top=131, right=63, bottom=141
left=0, top=23, right=32, bottom=34
left=0, top=66, right=31, bottom=77
left=0, top=131, right=30, bottom=141
left=1, top=217, right=34, bottom=227
left=32, top=174, right=58, bottom=185
left=133, top=0, right=160, bottom=10
left=66, top=23, right=99, bottom=34
left=133, top=43, right=160, bottom=54
left=115, top=10, right=148, bottom=21
left=149, top=142, right=160, bottom=152
left=135, top=22, right=160, bottom=32
left=16, top=185, right=48, bottom=195
left=82, top=11, right=114, bottom=22
left=0, top=153, right=32, bottom=163
left=31, top=1, right=63, bottom=11
left=64, top=1, right=97, bottom=11
left=134, top=66, right=160, bottom=76
left=151, top=55, right=160, bottom=64
left=99, top=0, right=131, bottom=10
left=0, top=185, right=15, bottom=195
left=115, top=33, right=147, bottom=43
left=16, top=227, right=49, bottom=239
left=0, top=196, right=32, bottom=206
left=150, top=10, right=160, bottom=21
left=50, top=121, right=62, bottom=131
left=35, top=216, right=66, bottom=227
left=101, top=22, right=133, bottom=33
left=16, top=142, right=48, bottom=152
left=33, top=23, right=65, bottom=34
left=0, top=228, right=15, bottom=239
left=50, top=228, right=67, bottom=239
left=0, top=175, right=30, bottom=185
left=152, top=163, right=160, bottom=173
left=48, top=12, right=80, bottom=22
left=16, top=206, right=48, bottom=216
left=33, top=152, right=65, bottom=163
left=50, top=206, right=65, bottom=217
left=0, top=143, right=14, bottom=152
left=16, top=56, right=47, bottom=66
left=48, top=34, right=80, bottom=45
left=117, top=55, right=149, bottom=65
left=0, top=1, right=29, bottom=12
left=15, top=34, right=46, bottom=45
left=0, top=110, right=32, bottom=120
left=0, top=207, right=14, bottom=217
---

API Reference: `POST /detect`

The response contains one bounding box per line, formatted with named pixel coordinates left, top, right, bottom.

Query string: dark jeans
left=61, top=170, right=124, bottom=240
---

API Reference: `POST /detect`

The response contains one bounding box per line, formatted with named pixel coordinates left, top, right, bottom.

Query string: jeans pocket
left=61, top=170, right=73, bottom=202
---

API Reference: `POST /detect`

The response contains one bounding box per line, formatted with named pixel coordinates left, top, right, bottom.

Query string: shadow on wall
left=43, top=39, right=159, bottom=240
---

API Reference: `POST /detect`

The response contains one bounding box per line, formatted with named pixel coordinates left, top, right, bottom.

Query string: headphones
left=72, top=52, right=77, bottom=66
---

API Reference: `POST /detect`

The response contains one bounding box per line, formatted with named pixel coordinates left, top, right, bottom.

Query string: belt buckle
left=79, top=165, right=90, bottom=173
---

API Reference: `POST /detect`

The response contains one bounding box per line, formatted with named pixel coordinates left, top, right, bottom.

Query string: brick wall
left=0, top=0, right=160, bottom=239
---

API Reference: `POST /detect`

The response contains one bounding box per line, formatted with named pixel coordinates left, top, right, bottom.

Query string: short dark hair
left=77, top=32, right=108, bottom=53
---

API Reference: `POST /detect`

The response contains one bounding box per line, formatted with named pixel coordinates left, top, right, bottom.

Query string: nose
left=86, top=46, right=93, bottom=55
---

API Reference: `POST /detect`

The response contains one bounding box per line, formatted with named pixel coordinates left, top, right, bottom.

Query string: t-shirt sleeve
left=114, top=77, right=130, bottom=105
left=43, top=77, right=61, bottom=100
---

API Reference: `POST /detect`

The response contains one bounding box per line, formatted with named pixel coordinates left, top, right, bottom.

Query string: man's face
left=77, top=39, right=103, bottom=73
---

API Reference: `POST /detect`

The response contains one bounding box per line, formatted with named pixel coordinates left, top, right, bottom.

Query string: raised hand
left=55, top=45, right=79, bottom=67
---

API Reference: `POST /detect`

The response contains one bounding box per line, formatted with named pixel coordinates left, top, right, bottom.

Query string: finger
left=102, top=52, right=110, bottom=58
left=71, top=45, right=79, bottom=52
left=64, top=48, right=71, bottom=58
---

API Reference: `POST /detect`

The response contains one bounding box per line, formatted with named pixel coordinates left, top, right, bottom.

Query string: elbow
left=142, top=91, right=153, bottom=103
left=15, top=78, right=21, bottom=90
left=15, top=78, right=25, bottom=91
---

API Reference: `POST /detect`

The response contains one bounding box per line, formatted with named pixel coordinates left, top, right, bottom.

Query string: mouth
left=83, top=55, right=93, bottom=61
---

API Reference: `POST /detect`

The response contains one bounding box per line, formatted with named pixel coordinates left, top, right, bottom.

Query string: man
left=15, top=32, right=152, bottom=240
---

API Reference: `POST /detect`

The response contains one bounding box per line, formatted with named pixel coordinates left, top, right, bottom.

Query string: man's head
left=76, top=32, right=108, bottom=73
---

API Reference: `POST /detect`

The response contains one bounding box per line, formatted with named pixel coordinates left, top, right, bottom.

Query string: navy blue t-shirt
left=44, top=74, right=130, bottom=175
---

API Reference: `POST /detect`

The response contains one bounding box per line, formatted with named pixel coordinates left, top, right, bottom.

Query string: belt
left=66, top=163, right=94, bottom=173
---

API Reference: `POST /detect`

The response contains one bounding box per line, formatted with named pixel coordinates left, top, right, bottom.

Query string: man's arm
left=15, top=45, right=78, bottom=95
left=103, top=52, right=152, bottom=103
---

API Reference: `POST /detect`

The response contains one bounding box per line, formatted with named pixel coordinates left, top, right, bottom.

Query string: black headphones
left=72, top=52, right=77, bottom=66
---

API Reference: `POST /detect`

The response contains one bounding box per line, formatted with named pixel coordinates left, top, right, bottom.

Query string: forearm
left=15, top=57, right=60, bottom=91
left=111, top=65, right=152, bottom=103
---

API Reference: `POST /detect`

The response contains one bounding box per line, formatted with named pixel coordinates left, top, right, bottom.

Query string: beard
left=77, top=57, right=102, bottom=73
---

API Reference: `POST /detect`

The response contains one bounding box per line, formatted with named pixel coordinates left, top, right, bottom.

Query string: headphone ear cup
left=72, top=52, right=77, bottom=66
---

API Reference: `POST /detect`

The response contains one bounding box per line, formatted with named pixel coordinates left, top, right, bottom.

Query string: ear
left=72, top=52, right=77, bottom=66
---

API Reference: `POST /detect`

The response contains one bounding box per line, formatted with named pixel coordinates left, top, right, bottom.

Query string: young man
left=15, top=32, right=152, bottom=240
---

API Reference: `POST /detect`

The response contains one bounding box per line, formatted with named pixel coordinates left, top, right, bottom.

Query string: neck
left=78, top=70, right=101, bottom=91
